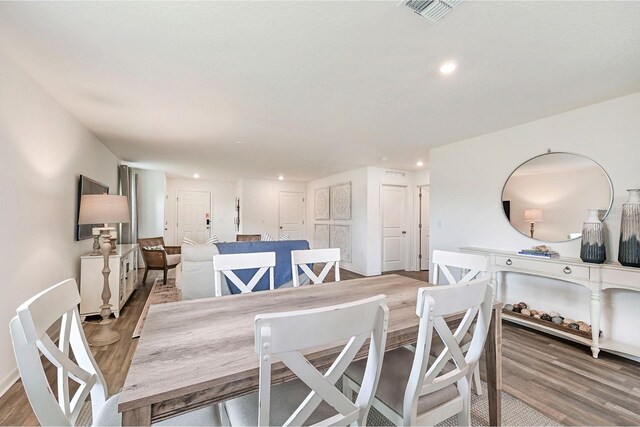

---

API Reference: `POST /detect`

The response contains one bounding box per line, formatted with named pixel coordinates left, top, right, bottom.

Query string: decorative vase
left=580, top=209, right=606, bottom=264
left=619, top=189, right=640, bottom=268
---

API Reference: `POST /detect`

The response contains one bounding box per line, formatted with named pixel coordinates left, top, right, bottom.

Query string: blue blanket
left=216, top=240, right=310, bottom=294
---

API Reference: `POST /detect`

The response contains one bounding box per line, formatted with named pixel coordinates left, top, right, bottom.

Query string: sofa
left=176, top=240, right=311, bottom=300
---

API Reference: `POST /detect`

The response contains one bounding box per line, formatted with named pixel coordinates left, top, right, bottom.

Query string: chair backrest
left=9, top=279, right=108, bottom=426
left=403, top=277, right=493, bottom=424
left=213, top=252, right=276, bottom=296
left=255, top=295, right=388, bottom=426
left=236, top=234, right=261, bottom=242
left=291, top=248, right=341, bottom=286
left=138, top=236, right=167, bottom=268
left=431, top=250, right=488, bottom=285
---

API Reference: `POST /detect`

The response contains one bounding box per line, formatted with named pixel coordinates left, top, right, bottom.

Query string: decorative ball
left=513, top=306, right=522, bottom=313
left=551, top=316, right=564, bottom=325
left=504, top=304, right=514, bottom=311
left=537, top=311, right=547, bottom=316
left=530, top=310, right=538, bottom=316
left=518, top=302, right=528, bottom=309
left=521, top=309, right=531, bottom=316
left=549, top=311, right=560, bottom=318
left=569, top=323, right=580, bottom=330
left=533, top=314, right=541, bottom=319
left=563, top=318, right=576, bottom=325
left=540, top=314, right=552, bottom=321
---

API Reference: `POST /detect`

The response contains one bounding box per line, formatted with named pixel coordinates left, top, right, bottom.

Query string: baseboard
left=341, top=265, right=370, bottom=277
left=0, top=368, right=19, bottom=398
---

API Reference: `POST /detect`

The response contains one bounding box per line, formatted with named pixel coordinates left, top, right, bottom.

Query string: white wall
left=133, top=169, right=166, bottom=239
left=0, top=52, right=120, bottom=394
left=430, top=92, right=640, bottom=348
left=306, top=167, right=419, bottom=276
left=165, top=177, right=237, bottom=244
left=238, top=178, right=307, bottom=239
left=306, top=168, right=369, bottom=275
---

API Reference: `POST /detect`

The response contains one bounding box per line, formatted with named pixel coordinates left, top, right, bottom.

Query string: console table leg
left=590, top=289, right=601, bottom=358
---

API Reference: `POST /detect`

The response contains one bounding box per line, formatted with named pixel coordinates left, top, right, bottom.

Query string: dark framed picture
left=76, top=175, right=109, bottom=241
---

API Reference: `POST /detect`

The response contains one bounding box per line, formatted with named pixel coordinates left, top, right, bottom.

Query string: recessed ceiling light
left=193, top=173, right=200, bottom=179
left=416, top=161, right=424, bottom=167
left=439, top=61, right=457, bottom=75
left=235, top=140, right=245, bottom=144
left=381, top=157, right=388, bottom=161
left=278, top=175, right=284, bottom=181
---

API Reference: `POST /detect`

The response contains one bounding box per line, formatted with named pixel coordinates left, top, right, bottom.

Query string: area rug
left=77, top=381, right=562, bottom=426
left=132, top=277, right=181, bottom=338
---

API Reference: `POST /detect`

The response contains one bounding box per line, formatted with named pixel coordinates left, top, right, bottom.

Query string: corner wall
left=0, top=52, right=120, bottom=394
left=429, top=92, right=640, bottom=348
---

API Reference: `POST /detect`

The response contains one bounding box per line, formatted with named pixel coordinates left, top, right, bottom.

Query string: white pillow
left=262, top=233, right=273, bottom=241
left=144, top=245, right=165, bottom=251
left=182, top=235, right=219, bottom=246
left=280, top=233, right=290, bottom=241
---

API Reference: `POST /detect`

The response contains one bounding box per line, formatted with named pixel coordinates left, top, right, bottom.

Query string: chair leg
left=457, top=378, right=472, bottom=427
left=142, top=268, right=149, bottom=285
left=473, top=364, right=482, bottom=396
left=163, top=268, right=168, bottom=285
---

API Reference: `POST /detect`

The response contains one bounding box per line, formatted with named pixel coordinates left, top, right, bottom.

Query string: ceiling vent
left=405, top=0, right=463, bottom=22
left=385, top=170, right=406, bottom=177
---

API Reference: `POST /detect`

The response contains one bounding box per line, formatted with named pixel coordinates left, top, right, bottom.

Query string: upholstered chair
left=138, top=237, right=181, bottom=285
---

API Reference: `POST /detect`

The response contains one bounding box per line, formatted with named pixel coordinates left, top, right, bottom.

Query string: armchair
left=138, top=237, right=181, bottom=285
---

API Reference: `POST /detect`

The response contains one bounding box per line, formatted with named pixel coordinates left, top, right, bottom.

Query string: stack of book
left=518, top=249, right=560, bottom=258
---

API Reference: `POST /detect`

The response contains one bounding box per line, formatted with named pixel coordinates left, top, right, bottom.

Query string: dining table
left=118, top=274, right=503, bottom=426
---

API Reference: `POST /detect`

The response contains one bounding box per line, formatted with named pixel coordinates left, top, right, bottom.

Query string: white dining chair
left=343, top=277, right=493, bottom=426
left=213, top=252, right=276, bottom=297
left=430, top=249, right=488, bottom=395
left=223, top=295, right=389, bottom=426
left=291, top=248, right=341, bottom=286
left=431, top=250, right=488, bottom=286
left=9, top=278, right=219, bottom=426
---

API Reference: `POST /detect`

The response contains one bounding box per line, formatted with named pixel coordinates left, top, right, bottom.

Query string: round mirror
left=501, top=152, right=613, bottom=242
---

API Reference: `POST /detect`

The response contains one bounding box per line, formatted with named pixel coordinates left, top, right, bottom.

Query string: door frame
left=414, top=185, right=430, bottom=271
left=174, top=189, right=213, bottom=245
left=379, top=183, right=410, bottom=272
left=278, top=191, right=306, bottom=240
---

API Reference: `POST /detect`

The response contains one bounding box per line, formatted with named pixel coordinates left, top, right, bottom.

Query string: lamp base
left=90, top=319, right=121, bottom=347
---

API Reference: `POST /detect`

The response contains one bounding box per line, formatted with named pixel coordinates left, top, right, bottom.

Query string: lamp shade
left=79, top=195, right=130, bottom=225
left=524, top=208, right=544, bottom=222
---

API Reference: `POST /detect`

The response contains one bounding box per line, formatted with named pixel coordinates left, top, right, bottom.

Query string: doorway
left=279, top=192, right=305, bottom=240
left=381, top=184, right=407, bottom=272
left=176, top=190, right=211, bottom=243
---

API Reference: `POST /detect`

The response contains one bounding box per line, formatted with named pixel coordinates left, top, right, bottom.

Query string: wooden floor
left=1, top=268, right=639, bottom=426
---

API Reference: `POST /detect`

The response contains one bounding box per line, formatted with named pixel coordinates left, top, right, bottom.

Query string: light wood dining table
left=119, top=274, right=503, bottom=426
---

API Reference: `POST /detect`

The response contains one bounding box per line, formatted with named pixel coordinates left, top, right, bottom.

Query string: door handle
left=280, top=226, right=283, bottom=229
left=402, top=231, right=407, bottom=234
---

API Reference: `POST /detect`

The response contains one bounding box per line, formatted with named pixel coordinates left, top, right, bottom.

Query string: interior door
left=382, top=185, right=407, bottom=272
left=419, top=186, right=430, bottom=270
left=279, top=192, right=305, bottom=240
left=176, top=190, right=211, bottom=243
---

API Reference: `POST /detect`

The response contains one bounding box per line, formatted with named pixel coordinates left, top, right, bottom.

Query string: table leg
left=122, top=406, right=151, bottom=426
left=485, top=307, right=502, bottom=426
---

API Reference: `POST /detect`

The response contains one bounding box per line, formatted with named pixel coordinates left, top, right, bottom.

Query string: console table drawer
left=496, top=255, right=590, bottom=280
left=601, top=268, right=640, bottom=291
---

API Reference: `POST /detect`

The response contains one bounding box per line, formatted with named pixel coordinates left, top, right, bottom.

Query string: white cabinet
left=463, top=247, right=640, bottom=361
left=80, top=244, right=139, bottom=319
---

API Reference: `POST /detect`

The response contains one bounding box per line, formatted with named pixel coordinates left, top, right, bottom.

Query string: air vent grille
left=385, top=170, right=406, bottom=177
left=405, top=0, right=463, bottom=22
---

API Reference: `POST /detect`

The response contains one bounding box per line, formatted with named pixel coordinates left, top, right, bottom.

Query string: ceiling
left=1, top=1, right=639, bottom=182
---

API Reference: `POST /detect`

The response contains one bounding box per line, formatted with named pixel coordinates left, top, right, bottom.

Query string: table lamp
left=79, top=194, right=130, bottom=346
left=524, top=208, right=544, bottom=238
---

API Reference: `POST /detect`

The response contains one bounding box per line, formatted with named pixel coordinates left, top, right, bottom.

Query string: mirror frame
left=500, top=151, right=614, bottom=242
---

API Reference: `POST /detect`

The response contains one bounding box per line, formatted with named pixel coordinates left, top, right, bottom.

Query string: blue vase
left=619, top=189, right=640, bottom=268
left=580, top=209, right=606, bottom=264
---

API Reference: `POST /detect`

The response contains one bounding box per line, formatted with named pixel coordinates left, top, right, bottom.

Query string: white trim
left=0, top=368, right=19, bottom=398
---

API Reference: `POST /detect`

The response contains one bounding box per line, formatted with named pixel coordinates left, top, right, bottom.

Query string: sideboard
left=462, top=247, right=640, bottom=360
left=80, top=244, right=139, bottom=319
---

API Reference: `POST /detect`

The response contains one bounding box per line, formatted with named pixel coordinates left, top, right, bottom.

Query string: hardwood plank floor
left=1, top=268, right=639, bottom=426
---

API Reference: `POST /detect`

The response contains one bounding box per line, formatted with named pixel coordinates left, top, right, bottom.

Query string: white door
left=176, top=190, right=211, bottom=244
left=382, top=185, right=407, bottom=272
left=419, top=186, right=430, bottom=270
left=279, top=192, right=305, bottom=240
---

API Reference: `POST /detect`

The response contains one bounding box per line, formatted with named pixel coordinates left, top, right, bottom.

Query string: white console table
left=462, top=247, right=640, bottom=360
left=80, top=244, right=139, bottom=319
